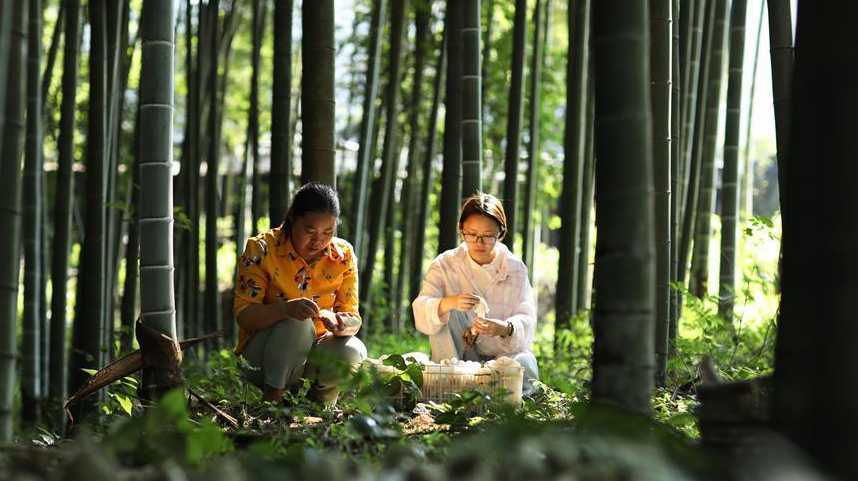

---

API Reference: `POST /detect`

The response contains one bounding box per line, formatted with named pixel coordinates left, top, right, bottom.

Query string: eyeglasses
left=461, top=232, right=499, bottom=245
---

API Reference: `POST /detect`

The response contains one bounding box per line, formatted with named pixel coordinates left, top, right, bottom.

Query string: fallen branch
left=188, top=388, right=240, bottom=430
left=64, top=330, right=223, bottom=422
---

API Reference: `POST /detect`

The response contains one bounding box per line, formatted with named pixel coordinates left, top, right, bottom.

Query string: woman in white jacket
left=412, top=193, right=539, bottom=394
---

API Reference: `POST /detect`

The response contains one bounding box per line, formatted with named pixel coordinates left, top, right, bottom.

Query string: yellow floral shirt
left=233, top=226, right=360, bottom=354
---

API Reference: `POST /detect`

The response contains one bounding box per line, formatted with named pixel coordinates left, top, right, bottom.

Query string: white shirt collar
left=458, top=242, right=510, bottom=283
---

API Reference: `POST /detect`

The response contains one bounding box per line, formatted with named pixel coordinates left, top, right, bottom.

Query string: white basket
left=367, top=359, right=524, bottom=406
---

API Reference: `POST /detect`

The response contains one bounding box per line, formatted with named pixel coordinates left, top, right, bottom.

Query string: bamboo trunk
left=138, top=0, right=182, bottom=399
left=270, top=0, right=293, bottom=226
left=651, top=0, right=672, bottom=387
left=410, top=26, right=446, bottom=308
left=576, top=73, right=595, bottom=314
left=49, top=0, right=79, bottom=422
left=677, top=0, right=706, bottom=225
left=555, top=0, right=590, bottom=337
left=772, top=4, right=858, bottom=477
left=676, top=0, right=715, bottom=301
left=522, top=0, right=545, bottom=277
left=460, top=0, right=482, bottom=195
left=590, top=0, right=656, bottom=414
left=396, top=3, right=430, bottom=328
left=22, top=0, right=43, bottom=424
left=301, top=0, right=336, bottom=186
left=204, top=0, right=221, bottom=344
left=439, top=0, right=463, bottom=254
left=70, top=0, right=108, bottom=421
left=359, top=0, right=408, bottom=324
left=350, top=0, right=386, bottom=257
left=689, top=0, right=728, bottom=299
left=766, top=0, right=792, bottom=213
left=0, top=0, right=27, bottom=442
left=740, top=1, right=765, bottom=218
left=502, top=0, right=527, bottom=255
left=718, top=0, right=747, bottom=323
left=669, top=0, right=682, bottom=353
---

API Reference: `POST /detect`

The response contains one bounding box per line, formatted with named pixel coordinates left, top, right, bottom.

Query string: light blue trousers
left=241, top=318, right=367, bottom=404
left=447, top=311, right=540, bottom=396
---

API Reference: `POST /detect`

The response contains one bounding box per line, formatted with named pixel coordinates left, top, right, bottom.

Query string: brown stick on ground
left=64, top=329, right=222, bottom=421
left=188, top=388, right=240, bottom=429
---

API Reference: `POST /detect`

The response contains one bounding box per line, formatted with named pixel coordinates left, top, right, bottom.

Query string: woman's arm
left=237, top=298, right=320, bottom=331
left=498, top=272, right=537, bottom=353
left=237, top=302, right=289, bottom=331
left=332, top=245, right=362, bottom=336
left=412, top=260, right=451, bottom=335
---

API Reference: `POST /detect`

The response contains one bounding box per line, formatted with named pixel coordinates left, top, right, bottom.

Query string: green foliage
left=652, top=388, right=699, bottom=439
left=363, top=331, right=430, bottom=358
left=106, top=389, right=233, bottom=467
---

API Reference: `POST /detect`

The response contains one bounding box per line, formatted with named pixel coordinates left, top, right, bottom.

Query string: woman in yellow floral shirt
left=234, top=182, right=365, bottom=405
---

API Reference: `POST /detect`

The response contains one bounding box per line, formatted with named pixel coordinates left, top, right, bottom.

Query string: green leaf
left=81, top=368, right=99, bottom=376
left=115, top=394, right=134, bottom=416
left=667, top=412, right=696, bottom=428
left=382, top=354, right=407, bottom=371
left=185, top=420, right=233, bottom=465
left=405, top=363, right=424, bottom=388
left=157, top=388, right=189, bottom=420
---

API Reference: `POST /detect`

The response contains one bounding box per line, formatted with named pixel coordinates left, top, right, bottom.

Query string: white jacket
left=412, top=242, right=537, bottom=361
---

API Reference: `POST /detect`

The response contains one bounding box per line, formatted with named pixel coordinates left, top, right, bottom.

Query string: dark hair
left=458, top=192, right=508, bottom=240
left=282, top=182, right=341, bottom=235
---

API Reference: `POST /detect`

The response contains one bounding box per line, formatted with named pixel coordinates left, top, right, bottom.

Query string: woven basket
left=368, top=360, right=524, bottom=406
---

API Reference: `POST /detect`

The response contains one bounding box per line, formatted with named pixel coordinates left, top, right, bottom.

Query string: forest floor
left=0, top=309, right=775, bottom=481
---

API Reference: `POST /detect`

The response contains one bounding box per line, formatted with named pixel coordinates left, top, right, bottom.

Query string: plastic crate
left=367, top=358, right=524, bottom=406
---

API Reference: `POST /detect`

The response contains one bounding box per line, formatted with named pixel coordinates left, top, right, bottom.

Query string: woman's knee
left=318, top=336, right=367, bottom=365
left=270, top=317, right=316, bottom=342
left=512, top=352, right=539, bottom=378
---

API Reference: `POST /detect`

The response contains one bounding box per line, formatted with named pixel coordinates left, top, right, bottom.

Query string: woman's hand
left=316, top=309, right=343, bottom=332
left=281, top=297, right=320, bottom=320
left=438, top=293, right=481, bottom=317
left=317, top=310, right=361, bottom=336
left=332, top=312, right=361, bottom=337
left=472, top=317, right=511, bottom=337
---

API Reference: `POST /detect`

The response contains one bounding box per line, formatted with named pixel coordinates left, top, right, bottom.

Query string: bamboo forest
left=0, top=0, right=852, bottom=479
